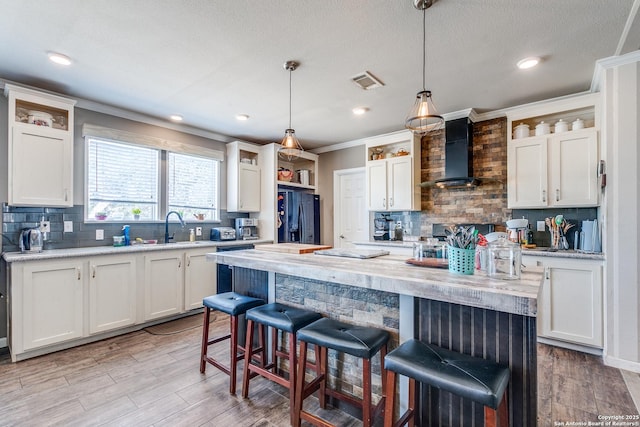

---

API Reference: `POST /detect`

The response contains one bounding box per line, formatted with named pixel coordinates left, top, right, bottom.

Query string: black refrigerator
left=277, top=190, right=320, bottom=244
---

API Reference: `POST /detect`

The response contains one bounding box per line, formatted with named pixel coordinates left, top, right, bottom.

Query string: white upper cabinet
left=365, top=130, right=421, bottom=211
left=227, top=141, right=261, bottom=212
left=507, top=93, right=601, bottom=209
left=4, top=84, right=76, bottom=207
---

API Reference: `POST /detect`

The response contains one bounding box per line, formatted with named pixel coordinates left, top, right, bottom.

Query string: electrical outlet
left=96, top=229, right=104, bottom=240
left=40, top=220, right=51, bottom=233
left=537, top=221, right=546, bottom=232
left=195, top=227, right=202, bottom=237
left=64, top=221, right=73, bottom=233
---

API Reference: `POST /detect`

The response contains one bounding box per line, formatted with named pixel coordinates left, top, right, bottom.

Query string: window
left=84, top=125, right=222, bottom=222
left=87, top=137, right=159, bottom=221
left=167, top=152, right=219, bottom=221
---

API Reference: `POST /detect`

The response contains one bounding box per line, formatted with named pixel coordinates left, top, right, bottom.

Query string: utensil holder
left=448, top=245, right=475, bottom=275
left=549, top=230, right=560, bottom=250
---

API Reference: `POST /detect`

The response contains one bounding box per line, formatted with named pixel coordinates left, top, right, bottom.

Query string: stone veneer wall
left=419, top=117, right=511, bottom=236
left=275, top=274, right=399, bottom=399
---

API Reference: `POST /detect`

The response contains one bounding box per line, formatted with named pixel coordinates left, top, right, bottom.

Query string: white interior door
left=334, top=168, right=369, bottom=248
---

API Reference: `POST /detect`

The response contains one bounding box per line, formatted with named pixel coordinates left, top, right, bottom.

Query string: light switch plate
left=537, top=221, right=546, bottom=232
left=195, top=227, right=202, bottom=236
left=96, top=229, right=104, bottom=240
left=64, top=221, right=73, bottom=233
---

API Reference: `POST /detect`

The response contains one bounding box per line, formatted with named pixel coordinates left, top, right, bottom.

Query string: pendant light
left=405, top=0, right=444, bottom=134
left=279, top=60, right=304, bottom=160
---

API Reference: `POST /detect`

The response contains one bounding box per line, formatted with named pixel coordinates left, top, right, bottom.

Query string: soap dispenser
left=122, top=225, right=130, bottom=246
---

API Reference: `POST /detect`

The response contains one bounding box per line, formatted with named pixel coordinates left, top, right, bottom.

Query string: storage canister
left=513, top=123, right=530, bottom=139
left=487, top=237, right=521, bottom=280
left=554, top=119, right=568, bottom=133
left=535, top=121, right=550, bottom=136
left=572, top=118, right=584, bottom=130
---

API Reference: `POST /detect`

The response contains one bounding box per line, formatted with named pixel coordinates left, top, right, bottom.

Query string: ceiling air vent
left=351, top=71, right=385, bottom=90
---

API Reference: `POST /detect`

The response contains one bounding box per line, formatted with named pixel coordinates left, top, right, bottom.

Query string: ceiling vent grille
left=351, top=71, right=385, bottom=90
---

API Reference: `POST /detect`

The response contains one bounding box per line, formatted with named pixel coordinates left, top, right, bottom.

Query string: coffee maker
left=235, top=218, right=259, bottom=240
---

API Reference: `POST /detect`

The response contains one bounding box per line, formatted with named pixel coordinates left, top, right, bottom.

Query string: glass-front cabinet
left=4, top=84, right=76, bottom=207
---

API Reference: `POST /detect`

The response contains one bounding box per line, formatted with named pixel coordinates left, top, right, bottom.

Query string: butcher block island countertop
left=207, top=249, right=542, bottom=317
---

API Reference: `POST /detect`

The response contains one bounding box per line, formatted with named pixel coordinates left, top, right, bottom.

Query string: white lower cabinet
left=143, top=250, right=184, bottom=321
left=523, top=255, right=603, bottom=348
left=89, top=255, right=137, bottom=334
left=17, top=259, right=84, bottom=352
left=8, top=245, right=222, bottom=361
left=184, top=247, right=217, bottom=310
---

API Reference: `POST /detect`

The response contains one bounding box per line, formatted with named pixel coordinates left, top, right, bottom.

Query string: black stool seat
left=297, top=317, right=390, bottom=359
left=203, top=292, right=265, bottom=316
left=246, top=302, right=322, bottom=333
left=385, top=339, right=510, bottom=410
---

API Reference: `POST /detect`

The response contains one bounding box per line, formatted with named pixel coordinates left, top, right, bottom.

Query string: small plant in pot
left=131, top=207, right=142, bottom=220
left=95, top=211, right=108, bottom=220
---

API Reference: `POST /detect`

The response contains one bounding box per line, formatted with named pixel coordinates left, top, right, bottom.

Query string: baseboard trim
left=621, top=370, right=640, bottom=413
left=604, top=355, right=640, bottom=374
left=537, top=336, right=603, bottom=356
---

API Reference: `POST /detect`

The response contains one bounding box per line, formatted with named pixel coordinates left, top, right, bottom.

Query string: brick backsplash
left=1, top=203, right=247, bottom=252
left=418, top=117, right=511, bottom=236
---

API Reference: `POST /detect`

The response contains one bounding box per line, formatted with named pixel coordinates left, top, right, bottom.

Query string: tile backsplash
left=1, top=203, right=247, bottom=253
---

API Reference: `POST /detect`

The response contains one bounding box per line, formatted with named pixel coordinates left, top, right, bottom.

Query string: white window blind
left=87, top=137, right=159, bottom=220
left=168, top=152, right=219, bottom=221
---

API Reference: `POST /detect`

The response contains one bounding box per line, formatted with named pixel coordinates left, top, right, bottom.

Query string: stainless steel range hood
left=420, top=117, right=482, bottom=189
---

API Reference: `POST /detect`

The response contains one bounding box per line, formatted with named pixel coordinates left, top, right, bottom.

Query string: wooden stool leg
left=363, top=357, right=372, bottom=427
left=229, top=314, right=238, bottom=395
left=288, top=331, right=297, bottom=426
left=484, top=392, right=509, bottom=427
left=270, top=327, right=277, bottom=372
left=241, top=319, right=256, bottom=398
left=407, top=377, right=416, bottom=427
left=199, top=307, right=210, bottom=373
left=293, top=340, right=309, bottom=427
left=383, top=369, right=396, bottom=427
left=318, top=346, right=327, bottom=409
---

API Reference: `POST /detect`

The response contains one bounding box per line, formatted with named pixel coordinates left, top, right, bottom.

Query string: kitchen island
left=207, top=248, right=542, bottom=426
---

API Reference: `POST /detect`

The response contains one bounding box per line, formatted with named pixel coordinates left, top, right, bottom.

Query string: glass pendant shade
left=279, top=128, right=303, bottom=160
left=405, top=90, right=444, bottom=134
left=278, top=60, right=304, bottom=160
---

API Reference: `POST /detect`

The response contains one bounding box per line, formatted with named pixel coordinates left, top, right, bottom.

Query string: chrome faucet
left=165, top=211, right=186, bottom=243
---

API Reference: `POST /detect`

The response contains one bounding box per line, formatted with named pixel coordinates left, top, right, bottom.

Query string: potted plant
left=95, top=211, right=108, bottom=220
left=131, top=207, right=142, bottom=220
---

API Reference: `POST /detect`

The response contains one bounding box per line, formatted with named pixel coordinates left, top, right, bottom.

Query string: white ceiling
left=1, top=0, right=639, bottom=150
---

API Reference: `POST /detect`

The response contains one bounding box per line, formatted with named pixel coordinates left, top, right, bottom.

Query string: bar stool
left=241, top=303, right=322, bottom=424
left=293, top=317, right=390, bottom=427
left=199, top=292, right=265, bottom=395
left=383, top=339, right=510, bottom=427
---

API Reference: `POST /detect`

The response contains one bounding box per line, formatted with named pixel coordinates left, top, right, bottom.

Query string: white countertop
left=2, top=239, right=273, bottom=263
left=207, top=248, right=542, bottom=317
left=355, top=240, right=605, bottom=260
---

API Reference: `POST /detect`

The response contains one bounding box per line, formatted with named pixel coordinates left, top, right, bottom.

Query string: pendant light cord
left=288, top=67, right=293, bottom=129
left=422, top=5, right=426, bottom=91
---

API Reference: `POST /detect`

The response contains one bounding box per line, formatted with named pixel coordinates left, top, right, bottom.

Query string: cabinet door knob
left=77, top=268, right=81, bottom=280
left=389, top=197, right=394, bottom=207
left=382, top=198, right=386, bottom=207
left=542, top=189, right=546, bottom=203
left=556, top=189, right=560, bottom=202
left=186, top=256, right=191, bottom=267
left=92, top=266, right=96, bottom=278
left=339, top=234, right=345, bottom=239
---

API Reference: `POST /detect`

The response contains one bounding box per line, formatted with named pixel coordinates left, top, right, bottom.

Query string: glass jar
left=487, top=237, right=522, bottom=280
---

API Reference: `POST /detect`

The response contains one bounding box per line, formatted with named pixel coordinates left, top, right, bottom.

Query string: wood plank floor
left=0, top=314, right=637, bottom=426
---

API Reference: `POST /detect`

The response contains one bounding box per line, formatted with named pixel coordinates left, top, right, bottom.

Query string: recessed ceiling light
left=517, top=57, right=540, bottom=70
left=48, top=52, right=72, bottom=66
left=352, top=107, right=369, bottom=115
left=236, top=114, right=250, bottom=121
left=169, top=114, right=183, bottom=122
